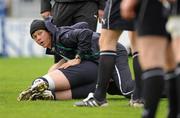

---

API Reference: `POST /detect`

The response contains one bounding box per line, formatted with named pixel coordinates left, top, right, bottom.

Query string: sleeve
left=61, top=29, right=93, bottom=60
left=74, top=29, right=93, bottom=59
left=41, top=0, right=52, bottom=13
left=70, top=22, right=89, bottom=29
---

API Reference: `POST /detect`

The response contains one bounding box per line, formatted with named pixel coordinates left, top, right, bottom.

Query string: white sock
left=43, top=74, right=55, bottom=90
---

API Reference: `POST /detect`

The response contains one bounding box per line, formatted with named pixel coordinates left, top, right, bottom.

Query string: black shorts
left=102, top=0, right=134, bottom=30
left=69, top=83, right=96, bottom=99
left=59, top=61, right=98, bottom=98
left=136, top=0, right=169, bottom=37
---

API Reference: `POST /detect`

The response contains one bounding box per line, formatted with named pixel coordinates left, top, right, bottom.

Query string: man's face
left=32, top=29, right=51, bottom=48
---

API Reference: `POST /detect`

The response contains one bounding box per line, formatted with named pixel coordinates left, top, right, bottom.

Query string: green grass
left=0, top=57, right=168, bottom=118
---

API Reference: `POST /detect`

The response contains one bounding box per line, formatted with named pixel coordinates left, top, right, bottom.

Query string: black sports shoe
left=74, top=93, right=108, bottom=107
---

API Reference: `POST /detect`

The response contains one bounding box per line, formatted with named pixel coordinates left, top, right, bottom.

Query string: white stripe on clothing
left=115, top=65, right=134, bottom=95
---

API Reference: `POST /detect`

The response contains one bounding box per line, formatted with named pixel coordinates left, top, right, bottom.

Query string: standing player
left=74, top=0, right=142, bottom=107
left=120, top=0, right=144, bottom=107
left=121, top=0, right=180, bottom=117
left=166, top=0, right=180, bottom=117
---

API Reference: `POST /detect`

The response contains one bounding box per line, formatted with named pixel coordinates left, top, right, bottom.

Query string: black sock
left=132, top=52, right=142, bottom=100
left=94, top=50, right=116, bottom=101
left=142, top=68, right=165, bottom=118
left=176, top=63, right=180, bottom=117
left=165, top=70, right=178, bottom=118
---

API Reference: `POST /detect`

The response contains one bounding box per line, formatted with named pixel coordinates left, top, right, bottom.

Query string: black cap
left=30, top=19, right=47, bottom=37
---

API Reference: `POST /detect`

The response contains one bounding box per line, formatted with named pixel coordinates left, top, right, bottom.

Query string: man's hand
left=41, top=11, right=51, bottom=19
left=48, top=59, right=66, bottom=73
left=120, top=0, right=138, bottom=20
left=98, top=9, right=104, bottom=23
left=60, top=58, right=81, bottom=69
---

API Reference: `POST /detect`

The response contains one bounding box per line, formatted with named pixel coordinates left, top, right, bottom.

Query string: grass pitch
left=0, top=57, right=168, bottom=118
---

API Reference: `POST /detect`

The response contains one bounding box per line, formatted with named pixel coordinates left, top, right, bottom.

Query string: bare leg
left=94, top=29, right=122, bottom=101
left=138, top=36, right=167, bottom=118
left=128, top=31, right=143, bottom=107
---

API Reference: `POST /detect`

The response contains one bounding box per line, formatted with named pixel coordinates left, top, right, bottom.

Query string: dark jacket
left=45, top=17, right=127, bottom=62
left=41, top=0, right=105, bottom=13
left=45, top=17, right=96, bottom=61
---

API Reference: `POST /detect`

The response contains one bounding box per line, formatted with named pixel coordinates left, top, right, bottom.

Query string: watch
left=75, top=54, right=81, bottom=59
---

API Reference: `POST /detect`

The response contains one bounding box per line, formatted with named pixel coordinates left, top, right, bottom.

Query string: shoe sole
left=129, top=101, right=144, bottom=108
left=73, top=102, right=108, bottom=107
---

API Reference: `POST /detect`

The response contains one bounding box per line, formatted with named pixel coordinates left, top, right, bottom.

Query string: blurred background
left=0, top=0, right=130, bottom=58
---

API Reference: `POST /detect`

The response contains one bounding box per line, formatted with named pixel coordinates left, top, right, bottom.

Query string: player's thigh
left=138, top=36, right=168, bottom=70
left=100, top=0, right=135, bottom=51
left=165, top=43, right=176, bottom=71
left=48, top=69, right=71, bottom=90
left=99, top=29, right=122, bottom=51
left=136, top=0, right=169, bottom=69
left=59, top=61, right=98, bottom=89
left=55, top=89, right=72, bottom=100
left=172, top=39, right=180, bottom=62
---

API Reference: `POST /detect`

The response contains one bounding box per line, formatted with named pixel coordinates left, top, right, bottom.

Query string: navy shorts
left=59, top=61, right=98, bottom=98
left=102, top=0, right=134, bottom=30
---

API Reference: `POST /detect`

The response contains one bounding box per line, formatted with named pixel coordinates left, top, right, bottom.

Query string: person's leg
left=138, top=36, right=167, bottom=118
left=166, top=5, right=180, bottom=116
left=74, top=0, right=134, bottom=107
left=52, top=3, right=74, bottom=27
left=164, top=43, right=177, bottom=118
left=17, top=69, right=71, bottom=101
left=74, top=1, right=98, bottom=31
left=48, top=61, right=98, bottom=100
left=54, top=90, right=72, bottom=100
left=93, top=29, right=121, bottom=102
left=45, top=70, right=71, bottom=91
left=136, top=0, right=170, bottom=117
left=172, top=38, right=180, bottom=118
left=18, top=61, right=98, bottom=101
left=55, top=80, right=97, bottom=100
left=74, top=29, right=121, bottom=107
left=93, top=0, right=134, bottom=103
left=169, top=29, right=180, bottom=118
left=111, top=43, right=134, bottom=97
left=129, top=31, right=143, bottom=106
